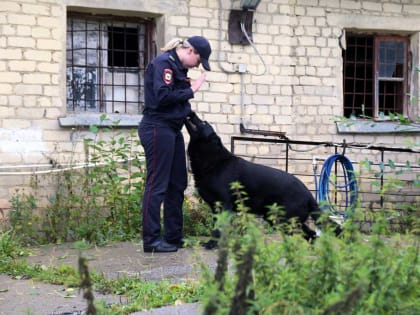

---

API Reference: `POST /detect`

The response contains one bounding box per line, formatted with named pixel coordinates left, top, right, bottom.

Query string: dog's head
left=185, top=111, right=232, bottom=173
left=185, top=111, right=216, bottom=141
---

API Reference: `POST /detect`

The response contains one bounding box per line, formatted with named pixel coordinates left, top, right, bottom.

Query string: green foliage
left=4, top=114, right=214, bottom=247
left=6, top=118, right=145, bottom=245
left=0, top=253, right=202, bottom=314
left=182, top=194, right=214, bottom=237
left=0, top=230, right=28, bottom=260
left=200, top=189, right=420, bottom=315
left=7, top=193, right=41, bottom=245
left=95, top=278, right=202, bottom=313
left=2, top=115, right=419, bottom=313
left=359, top=157, right=420, bottom=233
left=0, top=259, right=80, bottom=287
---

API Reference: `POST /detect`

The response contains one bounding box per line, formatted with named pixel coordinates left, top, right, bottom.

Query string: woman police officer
left=138, top=36, right=211, bottom=252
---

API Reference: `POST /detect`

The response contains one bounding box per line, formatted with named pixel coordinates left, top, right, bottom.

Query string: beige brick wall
left=0, top=0, right=419, bottom=210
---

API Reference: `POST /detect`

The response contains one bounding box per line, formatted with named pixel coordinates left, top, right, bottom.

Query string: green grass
left=0, top=252, right=203, bottom=314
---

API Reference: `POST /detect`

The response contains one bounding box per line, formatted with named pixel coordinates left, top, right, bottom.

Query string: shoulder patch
left=163, top=69, right=173, bottom=85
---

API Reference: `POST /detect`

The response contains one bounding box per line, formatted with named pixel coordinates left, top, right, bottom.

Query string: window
left=66, top=12, right=154, bottom=114
left=108, top=26, right=139, bottom=68
left=343, top=33, right=409, bottom=119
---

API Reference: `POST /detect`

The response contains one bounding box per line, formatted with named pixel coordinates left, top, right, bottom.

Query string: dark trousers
left=138, top=121, right=187, bottom=245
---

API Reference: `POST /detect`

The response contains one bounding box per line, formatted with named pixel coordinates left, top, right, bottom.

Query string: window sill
left=336, top=120, right=420, bottom=134
left=58, top=113, right=142, bottom=128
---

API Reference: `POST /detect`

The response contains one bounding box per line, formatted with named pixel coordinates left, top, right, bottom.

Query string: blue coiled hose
left=315, top=154, right=358, bottom=219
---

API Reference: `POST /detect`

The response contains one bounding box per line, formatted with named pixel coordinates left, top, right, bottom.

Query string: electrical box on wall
left=228, top=9, right=255, bottom=45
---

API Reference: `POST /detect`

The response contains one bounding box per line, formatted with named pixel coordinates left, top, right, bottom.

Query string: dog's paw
left=200, top=239, right=218, bottom=250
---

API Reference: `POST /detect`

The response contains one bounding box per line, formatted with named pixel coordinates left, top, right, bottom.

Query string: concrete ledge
left=58, top=113, right=142, bottom=128
left=336, top=120, right=420, bottom=134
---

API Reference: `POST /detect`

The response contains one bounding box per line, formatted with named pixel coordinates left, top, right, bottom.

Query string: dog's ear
left=185, top=111, right=203, bottom=134
left=186, top=111, right=204, bottom=127
left=187, top=111, right=197, bottom=120
left=185, top=116, right=197, bottom=133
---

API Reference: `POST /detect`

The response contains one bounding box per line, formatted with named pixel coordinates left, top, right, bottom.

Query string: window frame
left=65, top=11, right=155, bottom=117
left=338, top=31, right=420, bottom=134
left=374, top=35, right=409, bottom=119
left=342, top=32, right=410, bottom=121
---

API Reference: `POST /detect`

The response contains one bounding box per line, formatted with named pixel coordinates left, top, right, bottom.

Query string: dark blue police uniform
left=138, top=48, right=193, bottom=246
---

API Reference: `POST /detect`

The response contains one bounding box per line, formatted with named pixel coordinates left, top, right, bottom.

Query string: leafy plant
left=200, top=186, right=420, bottom=315
left=359, top=157, right=419, bottom=233
left=7, top=192, right=41, bottom=245
left=6, top=116, right=146, bottom=245
left=182, top=194, right=214, bottom=237
left=0, top=230, right=27, bottom=260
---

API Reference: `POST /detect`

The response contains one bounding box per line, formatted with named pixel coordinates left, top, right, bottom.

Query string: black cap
left=187, top=36, right=212, bottom=71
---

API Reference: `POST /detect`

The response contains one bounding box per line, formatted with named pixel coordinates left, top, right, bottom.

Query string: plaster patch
left=0, top=128, right=46, bottom=153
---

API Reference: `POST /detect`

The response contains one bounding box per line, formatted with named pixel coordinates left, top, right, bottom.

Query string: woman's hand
left=190, top=72, right=207, bottom=93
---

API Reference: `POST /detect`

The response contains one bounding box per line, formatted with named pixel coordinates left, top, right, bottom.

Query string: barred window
left=343, top=33, right=409, bottom=119
left=66, top=12, right=154, bottom=114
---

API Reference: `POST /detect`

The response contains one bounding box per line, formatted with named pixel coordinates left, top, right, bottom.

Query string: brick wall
left=0, top=0, right=419, bottom=211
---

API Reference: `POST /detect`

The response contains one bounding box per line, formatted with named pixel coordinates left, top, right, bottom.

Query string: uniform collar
left=168, top=49, right=186, bottom=72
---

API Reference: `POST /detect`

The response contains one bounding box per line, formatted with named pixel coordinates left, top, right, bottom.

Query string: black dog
left=185, top=112, right=338, bottom=248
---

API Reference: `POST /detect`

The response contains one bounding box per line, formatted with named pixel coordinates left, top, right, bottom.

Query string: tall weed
left=201, top=192, right=420, bottom=315
left=4, top=115, right=213, bottom=245
left=5, top=117, right=145, bottom=244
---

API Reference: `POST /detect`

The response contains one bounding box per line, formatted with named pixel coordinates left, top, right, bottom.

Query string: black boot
left=143, top=240, right=178, bottom=253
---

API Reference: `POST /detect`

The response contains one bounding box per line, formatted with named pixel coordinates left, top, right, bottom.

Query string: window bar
left=394, top=84, right=398, bottom=113
left=138, top=24, right=145, bottom=113
left=355, top=38, right=366, bottom=115
left=73, top=18, right=78, bottom=111
left=138, top=25, right=142, bottom=113
left=363, top=38, right=368, bottom=111
left=70, top=18, right=75, bottom=111
left=140, top=28, right=143, bottom=112
left=384, top=82, right=388, bottom=114
left=98, top=21, right=104, bottom=112
left=124, top=25, right=128, bottom=113
left=351, top=38, right=357, bottom=112
left=342, top=39, right=348, bottom=113
left=83, top=18, right=88, bottom=111
left=111, top=22, right=115, bottom=113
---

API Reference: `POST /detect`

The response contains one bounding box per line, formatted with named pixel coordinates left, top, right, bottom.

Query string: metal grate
left=66, top=12, right=154, bottom=114
left=343, top=33, right=409, bottom=119
left=343, top=35, right=374, bottom=118
left=231, top=136, right=420, bottom=231
left=378, top=81, right=404, bottom=114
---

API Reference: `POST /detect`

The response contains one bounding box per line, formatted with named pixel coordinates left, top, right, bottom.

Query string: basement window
left=342, top=33, right=409, bottom=120
left=66, top=12, right=154, bottom=115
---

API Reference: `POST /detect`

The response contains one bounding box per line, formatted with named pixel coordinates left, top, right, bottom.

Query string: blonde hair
left=160, top=38, right=192, bottom=52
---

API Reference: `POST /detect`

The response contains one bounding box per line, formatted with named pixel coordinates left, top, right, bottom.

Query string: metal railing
left=231, top=136, right=420, bottom=230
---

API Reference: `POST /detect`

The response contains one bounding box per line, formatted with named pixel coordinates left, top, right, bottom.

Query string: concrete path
left=0, top=241, right=217, bottom=315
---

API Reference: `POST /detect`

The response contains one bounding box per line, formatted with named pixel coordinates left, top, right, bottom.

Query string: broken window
left=343, top=33, right=409, bottom=119
left=66, top=12, right=154, bottom=114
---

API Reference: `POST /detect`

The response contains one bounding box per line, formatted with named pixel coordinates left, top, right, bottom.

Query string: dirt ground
left=0, top=241, right=218, bottom=315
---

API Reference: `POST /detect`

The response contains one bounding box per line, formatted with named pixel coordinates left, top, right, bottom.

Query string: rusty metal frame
left=343, top=33, right=410, bottom=119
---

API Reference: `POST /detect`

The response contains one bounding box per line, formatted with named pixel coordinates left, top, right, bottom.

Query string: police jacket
left=142, top=49, right=194, bottom=130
